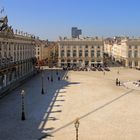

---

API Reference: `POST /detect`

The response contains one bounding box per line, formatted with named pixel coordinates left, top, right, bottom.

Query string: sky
left=0, top=0, right=140, bottom=40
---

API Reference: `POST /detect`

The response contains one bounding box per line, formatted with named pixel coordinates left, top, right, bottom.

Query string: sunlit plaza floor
left=0, top=67, right=140, bottom=140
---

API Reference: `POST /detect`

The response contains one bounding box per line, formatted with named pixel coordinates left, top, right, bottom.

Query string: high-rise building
left=71, top=27, right=82, bottom=38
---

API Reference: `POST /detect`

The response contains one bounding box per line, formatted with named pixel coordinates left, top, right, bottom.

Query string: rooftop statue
left=0, top=16, right=13, bottom=36
left=0, top=16, right=8, bottom=31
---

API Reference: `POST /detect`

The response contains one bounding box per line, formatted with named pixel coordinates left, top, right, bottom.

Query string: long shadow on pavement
left=39, top=89, right=134, bottom=139
left=0, top=69, right=80, bottom=140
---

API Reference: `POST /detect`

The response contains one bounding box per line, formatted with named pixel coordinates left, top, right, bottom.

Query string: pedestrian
left=118, top=81, right=120, bottom=86
left=103, top=71, right=105, bottom=75
left=116, top=78, right=118, bottom=86
left=66, top=76, right=68, bottom=80
left=51, top=76, right=53, bottom=82
left=56, top=71, right=58, bottom=75
left=47, top=76, right=50, bottom=81
left=58, top=76, right=60, bottom=81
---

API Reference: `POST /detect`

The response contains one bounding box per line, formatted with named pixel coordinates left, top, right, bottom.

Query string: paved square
left=0, top=67, right=140, bottom=140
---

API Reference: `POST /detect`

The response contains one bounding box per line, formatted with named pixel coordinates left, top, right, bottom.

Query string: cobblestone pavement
left=0, top=67, right=140, bottom=140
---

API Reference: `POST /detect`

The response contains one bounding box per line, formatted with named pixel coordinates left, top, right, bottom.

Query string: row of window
left=61, top=50, right=101, bottom=57
left=0, top=50, right=34, bottom=63
left=60, top=60, right=101, bottom=62
left=61, top=45, right=102, bottom=49
left=128, top=50, right=138, bottom=57
left=0, top=44, right=35, bottom=51
left=129, top=45, right=139, bottom=49
left=128, top=61, right=139, bottom=66
left=0, top=46, right=35, bottom=51
left=0, top=51, right=35, bottom=56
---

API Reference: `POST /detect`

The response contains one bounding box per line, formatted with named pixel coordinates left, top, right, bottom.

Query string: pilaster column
left=58, top=59, right=61, bottom=67
left=64, top=46, right=67, bottom=58
left=138, top=61, right=140, bottom=68
left=88, top=46, right=91, bottom=66
left=58, top=45, right=61, bottom=58
left=94, top=46, right=97, bottom=64
left=100, top=46, right=103, bottom=58
left=125, top=59, right=129, bottom=67
left=132, top=61, right=135, bottom=68
left=76, top=45, right=79, bottom=58
left=94, top=46, right=97, bottom=58
left=82, top=46, right=85, bottom=58
left=70, top=46, right=73, bottom=57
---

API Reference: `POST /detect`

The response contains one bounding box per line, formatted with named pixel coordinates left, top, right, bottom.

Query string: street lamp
left=41, top=67, right=44, bottom=94
left=74, top=118, right=80, bottom=140
left=21, top=90, right=26, bottom=121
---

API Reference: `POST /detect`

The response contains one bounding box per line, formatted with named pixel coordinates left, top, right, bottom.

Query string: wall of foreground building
left=0, top=35, right=37, bottom=96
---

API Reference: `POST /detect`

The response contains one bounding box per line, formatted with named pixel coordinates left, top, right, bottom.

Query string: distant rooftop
left=58, top=36, right=103, bottom=41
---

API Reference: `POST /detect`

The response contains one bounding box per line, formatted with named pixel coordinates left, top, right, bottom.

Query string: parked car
left=91, top=67, right=96, bottom=71
left=136, top=67, right=140, bottom=70
left=97, top=67, right=103, bottom=71
left=104, top=67, right=110, bottom=71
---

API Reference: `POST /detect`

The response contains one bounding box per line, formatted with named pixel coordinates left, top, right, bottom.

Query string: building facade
left=104, top=38, right=114, bottom=57
left=45, top=41, right=58, bottom=67
left=0, top=16, right=36, bottom=94
left=119, top=38, right=140, bottom=68
left=58, top=37, right=104, bottom=67
left=104, top=37, right=140, bottom=68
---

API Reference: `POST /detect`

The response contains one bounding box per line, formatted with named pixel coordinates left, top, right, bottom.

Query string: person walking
left=47, top=76, right=50, bottom=81
left=118, top=81, right=120, bottom=86
left=58, top=76, right=60, bottom=81
left=116, top=78, right=118, bottom=86
left=56, top=71, right=58, bottom=75
left=66, top=76, right=68, bottom=80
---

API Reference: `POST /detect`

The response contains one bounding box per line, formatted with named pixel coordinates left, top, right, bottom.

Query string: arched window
left=97, top=51, right=100, bottom=57
left=134, top=51, right=138, bottom=58
left=67, top=50, right=70, bottom=57
left=73, top=50, right=77, bottom=57
left=128, top=50, right=132, bottom=57
left=61, top=50, right=64, bottom=57
left=85, top=50, right=88, bottom=57
left=79, top=50, right=82, bottom=57
left=91, top=50, right=94, bottom=57
left=61, top=59, right=65, bottom=63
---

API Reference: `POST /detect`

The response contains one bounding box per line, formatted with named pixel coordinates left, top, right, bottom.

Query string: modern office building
left=71, top=27, right=82, bottom=38
left=58, top=37, right=104, bottom=67
left=0, top=16, right=37, bottom=94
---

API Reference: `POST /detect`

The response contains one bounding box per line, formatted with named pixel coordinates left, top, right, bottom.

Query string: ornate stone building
left=104, top=37, right=140, bottom=68
left=0, top=16, right=36, bottom=94
left=58, top=37, right=104, bottom=67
